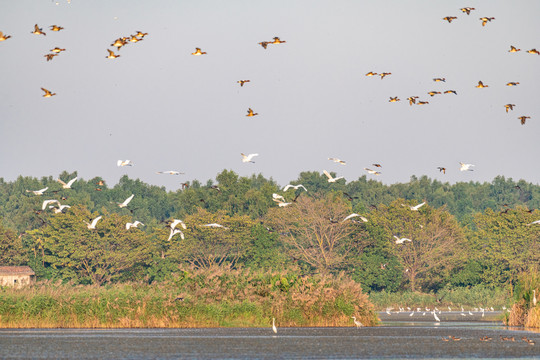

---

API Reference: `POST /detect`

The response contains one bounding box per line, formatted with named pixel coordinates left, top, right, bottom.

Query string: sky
left=1, top=0, right=539, bottom=190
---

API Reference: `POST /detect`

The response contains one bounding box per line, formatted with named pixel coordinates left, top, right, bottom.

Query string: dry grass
left=0, top=268, right=376, bottom=328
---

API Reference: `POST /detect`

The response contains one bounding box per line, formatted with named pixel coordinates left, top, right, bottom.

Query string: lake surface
left=0, top=321, right=538, bottom=359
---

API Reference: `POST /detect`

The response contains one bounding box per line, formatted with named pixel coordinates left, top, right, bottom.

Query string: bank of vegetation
left=0, top=170, right=539, bottom=327
left=506, top=268, right=539, bottom=328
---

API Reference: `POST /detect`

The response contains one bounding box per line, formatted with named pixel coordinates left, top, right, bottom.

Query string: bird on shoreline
left=351, top=316, right=364, bottom=328
left=272, top=317, right=278, bottom=333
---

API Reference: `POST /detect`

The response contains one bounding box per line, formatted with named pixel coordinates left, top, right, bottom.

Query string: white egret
left=170, top=219, right=187, bottom=230
left=85, top=216, right=102, bottom=229
left=283, top=184, right=307, bottom=192
left=364, top=168, right=381, bottom=175
left=203, top=223, right=229, bottom=229
left=328, top=157, right=346, bottom=165
left=117, top=160, right=133, bottom=167
left=433, top=311, right=440, bottom=322
left=272, top=318, right=277, bottom=334
left=341, top=213, right=368, bottom=223
left=157, top=171, right=184, bottom=175
left=241, top=153, right=259, bottom=163
left=393, top=236, right=412, bottom=244
left=51, top=204, right=70, bottom=214
left=118, top=194, right=134, bottom=208
left=42, top=199, right=60, bottom=210
left=459, top=162, right=474, bottom=171
left=168, top=228, right=184, bottom=241
left=26, top=187, right=48, bottom=196
left=57, top=176, right=77, bottom=189
left=527, top=220, right=540, bottom=226
left=272, top=193, right=286, bottom=202
left=533, top=290, right=536, bottom=306
left=351, top=316, right=364, bottom=328
left=323, top=170, right=344, bottom=183
left=405, top=202, right=426, bottom=211
left=126, top=221, right=144, bottom=230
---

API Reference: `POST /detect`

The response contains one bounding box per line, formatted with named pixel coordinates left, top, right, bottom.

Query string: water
left=0, top=322, right=538, bottom=359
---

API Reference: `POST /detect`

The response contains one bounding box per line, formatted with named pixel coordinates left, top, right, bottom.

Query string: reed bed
left=506, top=268, right=539, bottom=328
left=0, top=268, right=376, bottom=328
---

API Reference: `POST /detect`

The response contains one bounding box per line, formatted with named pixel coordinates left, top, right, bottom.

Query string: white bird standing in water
left=351, top=316, right=364, bottom=328
left=272, top=317, right=277, bottom=334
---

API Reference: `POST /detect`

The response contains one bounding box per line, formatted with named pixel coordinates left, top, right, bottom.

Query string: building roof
left=0, top=266, right=35, bottom=276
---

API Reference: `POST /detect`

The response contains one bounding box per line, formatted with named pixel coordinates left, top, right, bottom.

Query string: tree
left=468, top=207, right=540, bottom=285
left=265, top=194, right=367, bottom=273
left=167, top=208, right=255, bottom=269
left=369, top=199, right=466, bottom=291
left=0, top=222, right=26, bottom=265
left=29, top=205, right=151, bottom=284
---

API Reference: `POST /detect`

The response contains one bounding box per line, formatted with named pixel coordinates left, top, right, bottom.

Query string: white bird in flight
left=117, top=160, right=134, bottom=167
left=273, top=198, right=292, bottom=207
left=57, top=177, right=77, bottom=189
left=323, top=170, right=344, bottom=183
left=527, top=220, right=540, bottom=226
left=341, top=213, right=368, bottom=223
left=272, top=193, right=286, bottom=203
left=328, top=157, right=346, bottom=165
left=283, top=184, right=307, bottom=192
left=241, top=153, right=259, bottom=163
left=118, top=194, right=134, bottom=208
left=168, top=228, right=184, bottom=241
left=364, top=168, right=381, bottom=175
left=406, top=202, right=426, bottom=211
left=42, top=199, right=60, bottom=210
left=26, top=187, right=48, bottom=196
left=51, top=204, right=70, bottom=214
left=157, top=171, right=184, bottom=175
left=203, top=223, right=229, bottom=229
left=459, top=162, right=474, bottom=171
left=85, top=216, right=102, bottom=229
left=394, top=236, right=412, bottom=244
left=170, top=219, right=187, bottom=230
left=126, top=221, right=144, bottom=230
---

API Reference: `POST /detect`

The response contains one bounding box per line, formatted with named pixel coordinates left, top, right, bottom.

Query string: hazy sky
left=1, top=0, right=539, bottom=190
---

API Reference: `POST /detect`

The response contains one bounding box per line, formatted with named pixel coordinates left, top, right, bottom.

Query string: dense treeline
left=0, top=170, right=539, bottom=292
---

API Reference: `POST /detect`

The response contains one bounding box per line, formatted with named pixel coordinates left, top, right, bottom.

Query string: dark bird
left=258, top=41, right=269, bottom=49
left=50, top=25, right=64, bottom=31
left=504, top=104, right=515, bottom=113
left=407, top=96, right=419, bottom=105
left=508, top=45, right=521, bottom=53
left=0, top=31, right=11, bottom=41
left=31, top=24, right=46, bottom=36
left=479, top=17, right=495, bottom=26
left=506, top=82, right=520, bottom=86
left=389, top=96, right=400, bottom=102
left=191, top=47, right=207, bottom=55
left=433, top=78, right=446, bottom=82
left=373, top=163, right=382, bottom=168
left=379, top=72, right=391, bottom=79
left=443, top=17, right=457, bottom=23
left=237, top=80, right=250, bottom=87
left=428, top=91, right=441, bottom=97
left=270, top=37, right=286, bottom=44
left=518, top=116, right=531, bottom=125
left=44, top=53, right=58, bottom=61
left=417, top=101, right=429, bottom=105
left=444, top=90, right=457, bottom=95
left=437, top=167, right=446, bottom=174
left=460, top=7, right=475, bottom=15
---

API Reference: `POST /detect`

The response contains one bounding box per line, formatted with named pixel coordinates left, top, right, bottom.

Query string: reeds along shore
left=0, top=268, right=376, bottom=328
left=506, top=269, right=540, bottom=328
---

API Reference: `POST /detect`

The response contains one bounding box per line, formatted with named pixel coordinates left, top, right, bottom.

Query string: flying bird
left=191, top=47, right=207, bottom=55
left=476, top=81, right=488, bottom=88
left=444, top=90, right=457, bottom=95
left=460, top=7, right=475, bottom=15
left=508, top=45, right=521, bottom=53
left=246, top=108, right=258, bottom=117
left=85, top=216, right=102, bottom=230
left=44, top=53, right=58, bottom=61
left=283, top=184, right=307, bottom=192
left=272, top=193, right=286, bottom=203
left=237, top=80, right=250, bottom=87
left=323, top=170, right=344, bottom=183
left=342, top=213, right=368, bottom=223
left=406, top=202, right=426, bottom=211
left=42, top=199, right=60, bottom=210
left=270, top=37, right=286, bottom=44
left=49, top=25, right=64, bottom=31
left=106, top=49, right=120, bottom=59
left=169, top=219, right=187, bottom=230
left=51, top=204, right=70, bottom=214
left=168, top=228, right=184, bottom=241
left=479, top=17, right=495, bottom=26
left=364, top=168, right=381, bottom=175
left=394, top=236, right=412, bottom=244
left=241, top=153, right=259, bottom=163
left=433, top=78, right=446, bottom=82
left=504, top=104, right=516, bottom=113
left=518, top=116, right=531, bottom=125
left=0, top=31, right=12, bottom=41
left=26, top=187, right=48, bottom=196
left=41, top=88, right=56, bottom=97
left=379, top=72, right=391, bottom=79
left=50, top=47, right=66, bottom=53
left=428, top=91, right=441, bottom=97
left=126, top=221, right=144, bottom=230
left=203, top=223, right=229, bottom=229
left=388, top=96, right=400, bottom=102
left=443, top=17, right=457, bottom=23
left=506, top=82, right=520, bottom=86
left=365, top=71, right=377, bottom=76
left=118, top=194, right=134, bottom=208
left=417, top=101, right=429, bottom=105
left=117, top=160, right=133, bottom=167
left=407, top=96, right=419, bottom=105
left=459, top=162, right=474, bottom=171
left=372, top=163, right=382, bottom=168
left=31, top=24, right=46, bottom=36
left=157, top=171, right=184, bottom=175
left=527, top=48, right=540, bottom=55
left=57, top=177, right=77, bottom=189
left=273, top=198, right=292, bottom=207
left=328, top=157, right=346, bottom=165
left=258, top=41, right=269, bottom=49
left=437, top=167, right=446, bottom=174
